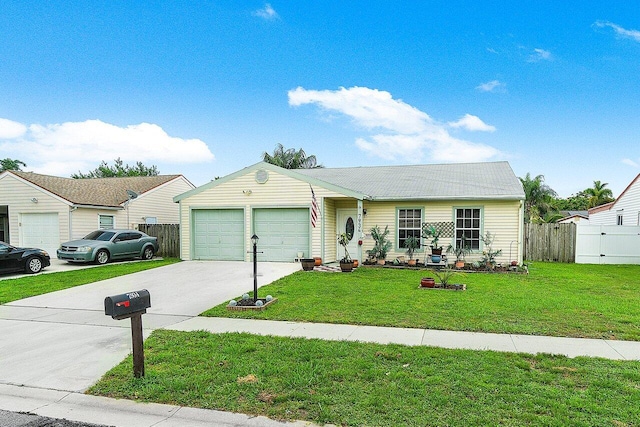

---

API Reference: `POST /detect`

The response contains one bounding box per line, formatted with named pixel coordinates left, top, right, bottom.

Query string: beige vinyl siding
left=361, top=200, right=522, bottom=264
left=178, top=169, right=346, bottom=260
left=0, top=174, right=69, bottom=247
left=69, top=208, right=125, bottom=240
left=127, top=177, right=193, bottom=228
left=323, top=198, right=337, bottom=262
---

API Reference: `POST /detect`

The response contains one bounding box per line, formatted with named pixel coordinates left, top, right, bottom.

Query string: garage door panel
left=20, top=213, right=60, bottom=257
left=254, top=208, right=309, bottom=262
left=193, top=209, right=244, bottom=260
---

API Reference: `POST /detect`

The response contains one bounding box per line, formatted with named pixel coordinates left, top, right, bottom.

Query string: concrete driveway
left=0, top=261, right=300, bottom=392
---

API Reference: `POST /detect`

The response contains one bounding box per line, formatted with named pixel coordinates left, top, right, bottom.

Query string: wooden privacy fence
left=523, top=223, right=576, bottom=263
left=138, top=224, right=180, bottom=258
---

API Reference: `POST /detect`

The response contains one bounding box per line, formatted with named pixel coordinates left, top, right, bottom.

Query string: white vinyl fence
left=575, top=225, right=640, bottom=264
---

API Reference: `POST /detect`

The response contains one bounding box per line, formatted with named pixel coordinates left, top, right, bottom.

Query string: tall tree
left=262, top=143, right=323, bottom=169
left=583, top=180, right=614, bottom=208
left=0, top=158, right=27, bottom=172
left=72, top=158, right=159, bottom=178
left=519, top=173, right=558, bottom=223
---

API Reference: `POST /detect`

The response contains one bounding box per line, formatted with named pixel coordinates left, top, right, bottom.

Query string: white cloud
left=288, top=86, right=501, bottom=163
left=622, top=158, right=639, bottom=167
left=448, top=114, right=496, bottom=132
left=528, top=48, right=552, bottom=62
left=0, top=118, right=214, bottom=176
left=253, top=3, right=279, bottom=20
left=594, top=21, right=640, bottom=43
left=476, top=80, right=505, bottom=93
left=0, top=118, right=27, bottom=139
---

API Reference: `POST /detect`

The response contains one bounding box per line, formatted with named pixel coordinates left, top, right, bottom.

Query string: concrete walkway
left=167, top=317, right=640, bottom=361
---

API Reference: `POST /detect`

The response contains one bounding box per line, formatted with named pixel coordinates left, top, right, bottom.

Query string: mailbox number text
left=127, top=291, right=141, bottom=299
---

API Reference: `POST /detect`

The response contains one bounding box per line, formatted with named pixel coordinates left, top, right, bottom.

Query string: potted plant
left=337, top=232, right=354, bottom=272
left=300, top=258, right=316, bottom=271
left=404, top=235, right=421, bottom=266
left=480, top=231, right=502, bottom=269
left=367, top=225, right=391, bottom=265
left=422, top=224, right=443, bottom=256
left=446, top=235, right=471, bottom=269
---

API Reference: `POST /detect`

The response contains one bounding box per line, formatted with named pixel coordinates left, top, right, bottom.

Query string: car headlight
left=78, top=246, right=93, bottom=253
left=41, top=251, right=49, bottom=257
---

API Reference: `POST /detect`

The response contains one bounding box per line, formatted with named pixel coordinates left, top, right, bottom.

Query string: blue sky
left=0, top=1, right=639, bottom=197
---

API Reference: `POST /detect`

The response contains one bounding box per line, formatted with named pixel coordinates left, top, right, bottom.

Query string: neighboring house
left=588, top=173, right=640, bottom=226
left=0, top=171, right=195, bottom=256
left=557, top=211, right=589, bottom=224
left=174, top=161, right=525, bottom=265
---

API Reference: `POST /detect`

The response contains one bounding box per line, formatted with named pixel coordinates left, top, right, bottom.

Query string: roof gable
left=6, top=171, right=185, bottom=207
left=588, top=173, right=640, bottom=214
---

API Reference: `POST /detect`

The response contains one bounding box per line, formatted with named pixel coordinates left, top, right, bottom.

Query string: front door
left=337, top=209, right=359, bottom=262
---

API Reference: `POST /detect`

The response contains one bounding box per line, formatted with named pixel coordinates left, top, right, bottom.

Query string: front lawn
left=0, top=258, right=180, bottom=304
left=202, top=263, right=640, bottom=341
left=89, top=330, right=640, bottom=426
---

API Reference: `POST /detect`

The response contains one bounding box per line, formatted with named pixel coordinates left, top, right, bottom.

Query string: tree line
left=519, top=173, right=614, bottom=223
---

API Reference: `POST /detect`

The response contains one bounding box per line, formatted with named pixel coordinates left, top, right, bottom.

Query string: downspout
left=357, top=199, right=363, bottom=263
left=519, top=200, right=524, bottom=263
left=69, top=206, right=78, bottom=240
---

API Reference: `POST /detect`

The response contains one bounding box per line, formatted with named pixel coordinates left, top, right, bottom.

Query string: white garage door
left=254, top=208, right=310, bottom=262
left=20, top=212, right=60, bottom=256
left=193, top=209, right=244, bottom=260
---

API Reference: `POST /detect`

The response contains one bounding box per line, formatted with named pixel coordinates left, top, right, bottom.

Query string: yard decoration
left=422, top=224, right=443, bottom=255
left=367, top=225, right=391, bottom=265
left=420, top=277, right=436, bottom=288
left=446, top=235, right=471, bottom=269
left=404, top=235, right=421, bottom=266
left=338, top=232, right=354, bottom=272
left=420, top=268, right=466, bottom=290
left=480, top=231, right=502, bottom=269
left=300, top=258, right=316, bottom=271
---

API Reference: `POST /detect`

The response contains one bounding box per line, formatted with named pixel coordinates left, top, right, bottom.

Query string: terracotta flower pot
left=408, top=259, right=417, bottom=266
left=420, top=277, right=436, bottom=288
left=353, top=259, right=359, bottom=268
left=377, top=259, right=386, bottom=265
left=314, top=257, right=322, bottom=266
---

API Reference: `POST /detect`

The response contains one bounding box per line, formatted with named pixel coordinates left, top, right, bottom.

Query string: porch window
left=99, top=215, right=115, bottom=229
left=398, top=208, right=422, bottom=248
left=455, top=208, right=481, bottom=250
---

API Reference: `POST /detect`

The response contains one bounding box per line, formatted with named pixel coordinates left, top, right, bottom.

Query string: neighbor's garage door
left=254, top=208, right=309, bottom=262
left=20, top=212, right=60, bottom=257
left=193, top=209, right=244, bottom=260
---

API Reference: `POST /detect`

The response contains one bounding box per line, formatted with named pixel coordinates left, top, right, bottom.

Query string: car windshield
left=83, top=230, right=116, bottom=241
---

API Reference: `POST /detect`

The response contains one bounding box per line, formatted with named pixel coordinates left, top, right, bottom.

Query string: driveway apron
left=0, top=261, right=299, bottom=392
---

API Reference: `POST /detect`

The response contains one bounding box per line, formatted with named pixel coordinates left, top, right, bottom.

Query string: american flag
left=310, top=184, right=319, bottom=228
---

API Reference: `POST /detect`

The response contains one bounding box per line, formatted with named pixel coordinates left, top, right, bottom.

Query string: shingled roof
left=8, top=171, right=183, bottom=207
left=295, top=161, right=525, bottom=200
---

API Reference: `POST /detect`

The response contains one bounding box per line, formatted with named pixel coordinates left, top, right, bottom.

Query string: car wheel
left=142, top=246, right=154, bottom=260
left=95, top=249, right=110, bottom=265
left=25, top=256, right=43, bottom=274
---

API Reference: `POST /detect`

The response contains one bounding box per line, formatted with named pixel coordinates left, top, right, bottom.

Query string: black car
left=0, top=241, right=51, bottom=274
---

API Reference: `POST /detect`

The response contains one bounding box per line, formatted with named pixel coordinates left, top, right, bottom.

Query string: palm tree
left=519, top=173, right=558, bottom=223
left=262, top=144, right=322, bottom=169
left=0, top=158, right=27, bottom=172
left=583, top=180, right=614, bottom=208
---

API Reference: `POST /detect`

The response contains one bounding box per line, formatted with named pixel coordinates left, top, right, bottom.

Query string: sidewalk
left=167, top=317, right=640, bottom=361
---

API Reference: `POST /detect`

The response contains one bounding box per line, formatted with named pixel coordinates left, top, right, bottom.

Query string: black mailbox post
left=104, top=289, right=151, bottom=378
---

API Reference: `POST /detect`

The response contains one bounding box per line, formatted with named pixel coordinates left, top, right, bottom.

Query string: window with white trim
left=617, top=214, right=623, bottom=226
left=398, top=208, right=422, bottom=248
left=455, top=208, right=481, bottom=250
left=145, top=217, right=158, bottom=224
left=99, top=215, right=114, bottom=229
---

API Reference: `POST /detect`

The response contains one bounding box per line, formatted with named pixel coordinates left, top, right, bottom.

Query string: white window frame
left=99, top=214, right=115, bottom=229
left=617, top=214, right=623, bottom=226
left=144, top=216, right=158, bottom=225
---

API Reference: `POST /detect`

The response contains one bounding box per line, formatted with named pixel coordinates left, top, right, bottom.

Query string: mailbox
left=104, top=289, right=151, bottom=319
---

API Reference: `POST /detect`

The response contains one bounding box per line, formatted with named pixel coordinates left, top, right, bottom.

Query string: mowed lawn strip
left=0, top=258, right=180, bottom=304
left=202, top=263, right=640, bottom=341
left=88, top=330, right=640, bottom=427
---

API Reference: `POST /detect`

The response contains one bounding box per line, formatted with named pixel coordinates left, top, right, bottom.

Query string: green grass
left=88, top=330, right=640, bottom=426
left=0, top=258, right=180, bottom=304
left=203, top=263, right=640, bottom=341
